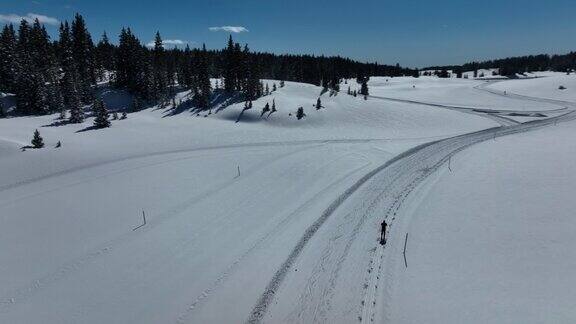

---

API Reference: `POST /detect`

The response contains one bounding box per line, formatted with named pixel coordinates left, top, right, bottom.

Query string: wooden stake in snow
left=133, top=210, right=147, bottom=231
left=403, top=233, right=409, bottom=268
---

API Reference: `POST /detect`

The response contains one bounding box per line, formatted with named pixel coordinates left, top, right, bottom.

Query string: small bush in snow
left=31, top=129, right=44, bottom=148
left=296, top=107, right=306, bottom=120
left=93, top=99, right=111, bottom=128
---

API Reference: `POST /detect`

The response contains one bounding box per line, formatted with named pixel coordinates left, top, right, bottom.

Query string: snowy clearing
left=0, top=74, right=574, bottom=323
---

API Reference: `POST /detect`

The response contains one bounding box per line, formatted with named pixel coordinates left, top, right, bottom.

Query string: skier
left=380, top=220, right=387, bottom=245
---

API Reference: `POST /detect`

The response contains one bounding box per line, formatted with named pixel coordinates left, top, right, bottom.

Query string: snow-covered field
left=388, top=116, right=576, bottom=324
left=0, top=74, right=574, bottom=323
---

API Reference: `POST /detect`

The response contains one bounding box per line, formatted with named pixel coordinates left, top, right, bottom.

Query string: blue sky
left=2, top=0, right=576, bottom=68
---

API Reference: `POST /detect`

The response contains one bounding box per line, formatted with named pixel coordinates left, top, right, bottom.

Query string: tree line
left=423, top=52, right=576, bottom=77
left=0, top=13, right=417, bottom=118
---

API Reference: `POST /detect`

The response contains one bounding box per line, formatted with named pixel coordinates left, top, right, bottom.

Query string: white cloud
left=209, top=26, right=248, bottom=33
left=146, top=39, right=188, bottom=48
left=0, top=13, right=59, bottom=25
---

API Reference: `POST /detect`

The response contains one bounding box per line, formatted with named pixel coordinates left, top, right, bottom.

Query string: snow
left=0, top=73, right=574, bottom=323
left=365, top=76, right=561, bottom=111
left=387, top=119, right=576, bottom=324
left=488, top=73, right=576, bottom=102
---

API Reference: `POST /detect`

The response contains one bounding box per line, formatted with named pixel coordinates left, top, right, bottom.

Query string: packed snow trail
left=252, top=104, right=575, bottom=322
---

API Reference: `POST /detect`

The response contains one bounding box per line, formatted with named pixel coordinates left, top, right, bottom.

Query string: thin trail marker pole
left=235, top=165, right=241, bottom=178
left=133, top=210, right=147, bottom=231
left=403, top=233, right=409, bottom=268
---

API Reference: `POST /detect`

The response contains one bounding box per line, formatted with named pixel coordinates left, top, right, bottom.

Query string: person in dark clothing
left=380, top=220, right=387, bottom=245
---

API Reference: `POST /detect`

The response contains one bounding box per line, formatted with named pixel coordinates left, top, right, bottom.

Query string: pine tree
left=131, top=97, right=140, bottom=112
left=280, top=80, right=285, bottom=88
left=68, top=97, right=84, bottom=123
left=120, top=111, right=127, bottom=119
left=112, top=111, right=118, bottom=120
left=268, top=99, right=277, bottom=117
left=244, top=45, right=261, bottom=101
left=265, top=83, right=270, bottom=95
left=223, top=35, right=237, bottom=92
left=260, top=102, right=270, bottom=117
left=360, top=79, right=369, bottom=97
left=93, top=99, right=111, bottom=128
left=151, top=31, right=168, bottom=101
left=195, top=44, right=212, bottom=109
left=296, top=107, right=306, bottom=120
left=71, top=13, right=95, bottom=103
left=0, top=100, right=5, bottom=118
left=0, top=24, right=18, bottom=93
left=316, top=97, right=322, bottom=110
left=95, top=31, right=115, bottom=81
left=272, top=83, right=277, bottom=92
left=14, top=20, right=48, bottom=115
left=31, top=129, right=44, bottom=148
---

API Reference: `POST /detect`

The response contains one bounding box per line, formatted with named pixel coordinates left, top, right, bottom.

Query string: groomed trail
left=249, top=84, right=576, bottom=323
left=1, top=77, right=573, bottom=324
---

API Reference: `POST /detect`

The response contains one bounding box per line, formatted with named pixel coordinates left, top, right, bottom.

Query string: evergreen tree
left=0, top=100, right=5, bottom=118
left=296, top=107, right=305, bottom=120
left=272, top=83, right=277, bottom=92
left=93, top=99, right=111, bottom=128
left=244, top=45, right=261, bottom=100
left=68, top=97, right=84, bottom=123
left=316, top=97, right=322, bottom=110
left=360, top=79, right=369, bottom=97
left=31, top=129, right=44, bottom=148
left=71, top=13, right=95, bottom=103
left=14, top=20, right=48, bottom=115
left=120, top=111, right=127, bottom=119
left=260, top=102, right=270, bottom=117
left=131, top=97, right=140, bottom=112
left=95, top=31, right=115, bottom=81
left=195, top=44, right=211, bottom=109
left=151, top=31, right=168, bottom=101
left=268, top=99, right=277, bottom=117
left=0, top=24, right=18, bottom=93
left=58, top=22, right=82, bottom=119
left=223, top=35, right=237, bottom=92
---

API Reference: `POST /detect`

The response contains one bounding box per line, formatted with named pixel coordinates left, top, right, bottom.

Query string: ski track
left=0, top=142, right=326, bottom=313
left=0, top=136, right=460, bottom=195
left=247, top=84, right=576, bottom=324
left=175, top=154, right=373, bottom=323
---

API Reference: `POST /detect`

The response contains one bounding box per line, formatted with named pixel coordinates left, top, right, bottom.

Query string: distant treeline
left=423, top=52, right=576, bottom=76
left=0, top=13, right=417, bottom=117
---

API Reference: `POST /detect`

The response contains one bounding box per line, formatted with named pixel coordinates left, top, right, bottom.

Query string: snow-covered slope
left=0, top=79, right=496, bottom=323
left=387, top=118, right=576, bottom=324
left=0, top=74, right=573, bottom=323
left=488, top=73, right=576, bottom=102
left=364, top=76, right=563, bottom=111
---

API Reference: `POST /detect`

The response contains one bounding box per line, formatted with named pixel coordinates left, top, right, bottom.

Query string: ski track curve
left=247, top=85, right=576, bottom=323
